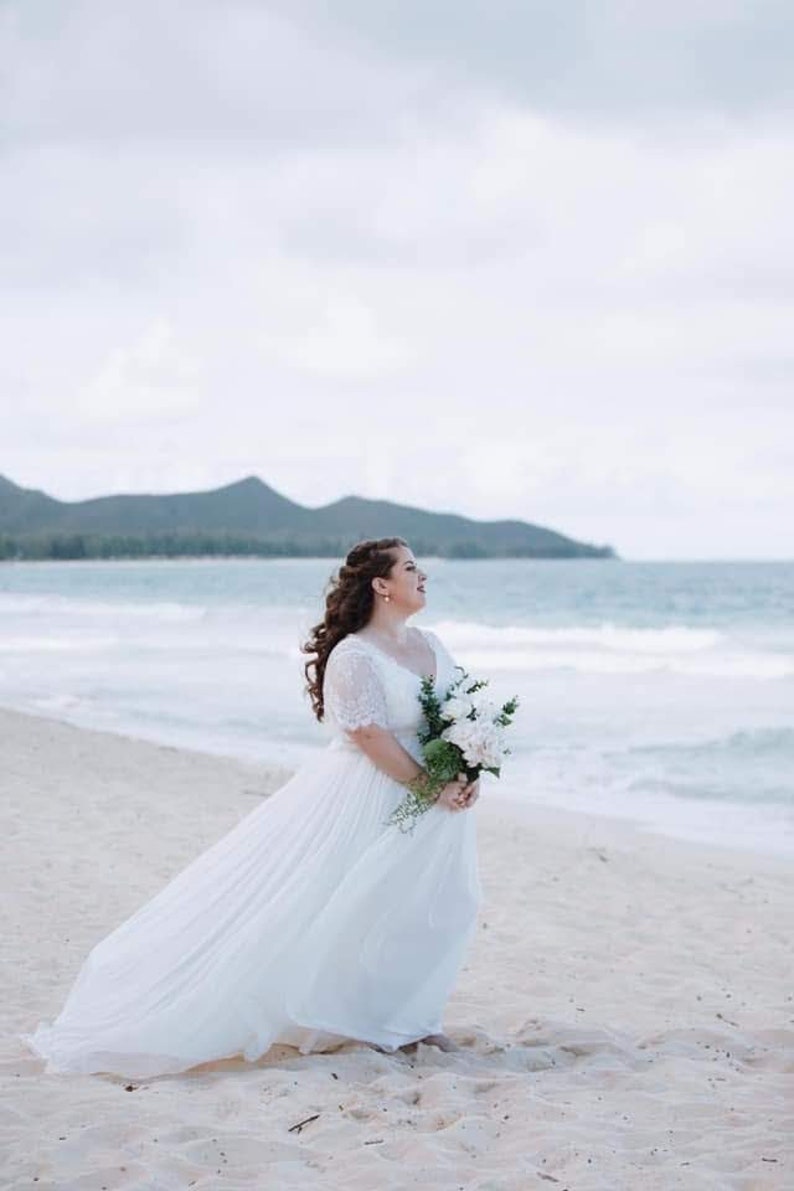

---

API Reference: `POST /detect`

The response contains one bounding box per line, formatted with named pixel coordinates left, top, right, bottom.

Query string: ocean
left=2, top=557, right=792, bottom=857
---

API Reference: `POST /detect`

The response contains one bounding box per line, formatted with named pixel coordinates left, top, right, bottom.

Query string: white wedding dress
left=22, top=628, right=481, bottom=1078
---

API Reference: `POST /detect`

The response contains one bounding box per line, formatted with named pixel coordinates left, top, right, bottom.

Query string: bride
left=22, top=537, right=482, bottom=1079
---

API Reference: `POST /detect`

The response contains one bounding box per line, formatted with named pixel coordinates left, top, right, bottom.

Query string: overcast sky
left=2, top=1, right=792, bottom=559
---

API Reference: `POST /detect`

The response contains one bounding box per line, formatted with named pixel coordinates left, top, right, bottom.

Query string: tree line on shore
left=0, top=532, right=545, bottom=561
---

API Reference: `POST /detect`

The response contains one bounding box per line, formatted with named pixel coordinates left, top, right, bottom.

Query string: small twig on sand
left=288, top=1113, right=320, bottom=1134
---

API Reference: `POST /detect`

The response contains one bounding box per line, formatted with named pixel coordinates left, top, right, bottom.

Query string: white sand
left=1, top=706, right=791, bottom=1190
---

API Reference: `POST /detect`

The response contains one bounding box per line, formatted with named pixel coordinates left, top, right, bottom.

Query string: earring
left=383, top=594, right=391, bottom=603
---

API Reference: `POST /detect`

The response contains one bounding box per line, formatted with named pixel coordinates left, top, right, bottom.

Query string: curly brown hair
left=303, top=537, right=408, bottom=721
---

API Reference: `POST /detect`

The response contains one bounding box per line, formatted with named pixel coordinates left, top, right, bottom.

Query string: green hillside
left=0, top=474, right=616, bottom=560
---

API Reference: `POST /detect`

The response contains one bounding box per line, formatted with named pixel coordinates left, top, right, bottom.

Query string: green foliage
left=0, top=471, right=617, bottom=560
left=416, top=674, right=450, bottom=745
left=423, top=737, right=466, bottom=783
left=388, top=667, right=519, bottom=833
left=0, top=532, right=353, bottom=560
left=496, top=696, right=519, bottom=726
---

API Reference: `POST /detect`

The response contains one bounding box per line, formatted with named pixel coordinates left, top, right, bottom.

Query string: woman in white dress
left=23, top=537, right=482, bottom=1079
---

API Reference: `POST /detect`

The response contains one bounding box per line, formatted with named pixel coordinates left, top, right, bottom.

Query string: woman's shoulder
left=329, top=632, right=369, bottom=655
left=325, top=632, right=377, bottom=670
left=322, top=634, right=386, bottom=699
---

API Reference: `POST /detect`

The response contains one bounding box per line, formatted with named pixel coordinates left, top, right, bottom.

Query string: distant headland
left=0, top=473, right=617, bottom=560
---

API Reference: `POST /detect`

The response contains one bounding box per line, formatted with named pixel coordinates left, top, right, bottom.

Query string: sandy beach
left=1, top=705, right=791, bottom=1190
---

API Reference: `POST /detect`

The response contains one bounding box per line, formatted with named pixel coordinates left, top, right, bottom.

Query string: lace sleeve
left=323, top=644, right=389, bottom=732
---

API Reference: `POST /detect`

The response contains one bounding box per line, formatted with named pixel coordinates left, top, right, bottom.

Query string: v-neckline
left=353, top=629, right=438, bottom=683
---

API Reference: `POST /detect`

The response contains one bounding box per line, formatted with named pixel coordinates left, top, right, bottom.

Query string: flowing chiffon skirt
left=22, top=739, right=481, bottom=1078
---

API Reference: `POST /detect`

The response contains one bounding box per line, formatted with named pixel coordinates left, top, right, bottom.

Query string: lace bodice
left=323, top=629, right=458, bottom=741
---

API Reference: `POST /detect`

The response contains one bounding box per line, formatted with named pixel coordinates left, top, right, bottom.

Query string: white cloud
left=0, top=1, right=792, bottom=558
left=76, top=321, right=203, bottom=424
left=254, top=266, right=416, bottom=379
left=278, top=0, right=794, bottom=119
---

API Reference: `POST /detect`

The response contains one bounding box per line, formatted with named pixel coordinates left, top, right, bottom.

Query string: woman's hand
left=437, top=775, right=480, bottom=812
left=459, top=777, right=480, bottom=809
left=436, top=773, right=471, bottom=812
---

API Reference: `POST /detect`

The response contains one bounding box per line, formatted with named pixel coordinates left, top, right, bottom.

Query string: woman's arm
left=346, top=724, right=467, bottom=809
left=345, top=724, right=425, bottom=782
left=324, top=645, right=467, bottom=809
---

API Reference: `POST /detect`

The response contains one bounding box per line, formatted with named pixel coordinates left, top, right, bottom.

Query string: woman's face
left=378, top=545, right=427, bottom=614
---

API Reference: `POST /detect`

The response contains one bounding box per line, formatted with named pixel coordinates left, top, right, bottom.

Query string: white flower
left=441, top=692, right=476, bottom=723
left=441, top=719, right=507, bottom=769
left=470, top=694, right=499, bottom=720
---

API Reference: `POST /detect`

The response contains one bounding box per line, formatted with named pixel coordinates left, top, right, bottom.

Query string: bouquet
left=388, top=667, right=519, bottom=833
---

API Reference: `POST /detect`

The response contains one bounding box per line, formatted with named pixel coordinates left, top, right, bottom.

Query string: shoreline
left=2, top=704, right=791, bottom=1187
left=2, top=698, right=790, bottom=867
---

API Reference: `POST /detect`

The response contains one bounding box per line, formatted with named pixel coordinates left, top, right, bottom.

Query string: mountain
left=307, top=496, right=605, bottom=557
left=0, top=474, right=58, bottom=533
left=0, top=475, right=306, bottom=535
left=0, top=474, right=616, bottom=560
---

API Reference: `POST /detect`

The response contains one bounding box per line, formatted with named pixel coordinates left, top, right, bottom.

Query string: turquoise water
left=2, top=558, right=792, bottom=855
